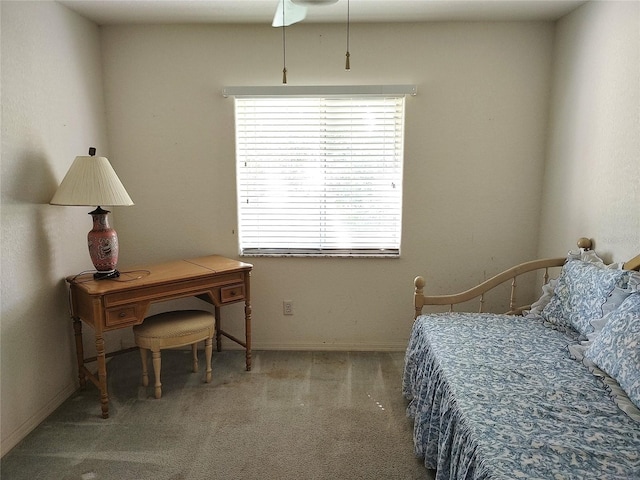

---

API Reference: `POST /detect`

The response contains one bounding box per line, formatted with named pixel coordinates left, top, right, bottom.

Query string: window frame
left=227, top=85, right=416, bottom=258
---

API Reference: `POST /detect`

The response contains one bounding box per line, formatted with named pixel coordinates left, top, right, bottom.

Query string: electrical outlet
left=283, top=300, right=294, bottom=315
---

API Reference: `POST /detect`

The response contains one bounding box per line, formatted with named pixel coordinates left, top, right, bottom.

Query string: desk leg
left=95, top=334, right=109, bottom=419
left=72, top=317, right=86, bottom=388
left=214, top=306, right=222, bottom=352
left=245, top=300, right=252, bottom=371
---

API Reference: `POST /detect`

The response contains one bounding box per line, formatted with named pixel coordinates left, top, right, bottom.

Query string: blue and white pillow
left=603, top=271, right=640, bottom=316
left=584, top=293, right=640, bottom=409
left=540, top=259, right=627, bottom=337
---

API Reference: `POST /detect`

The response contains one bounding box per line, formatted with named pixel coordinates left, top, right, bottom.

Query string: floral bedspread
left=403, top=313, right=640, bottom=480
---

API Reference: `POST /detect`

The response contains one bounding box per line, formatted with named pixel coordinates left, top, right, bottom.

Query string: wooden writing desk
left=67, top=255, right=253, bottom=418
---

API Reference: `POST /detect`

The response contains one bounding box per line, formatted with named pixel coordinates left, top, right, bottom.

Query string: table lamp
left=50, top=147, right=134, bottom=279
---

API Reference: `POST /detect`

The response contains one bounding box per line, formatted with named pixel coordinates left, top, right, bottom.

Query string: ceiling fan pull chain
left=345, top=0, right=350, bottom=70
left=282, top=2, right=288, bottom=84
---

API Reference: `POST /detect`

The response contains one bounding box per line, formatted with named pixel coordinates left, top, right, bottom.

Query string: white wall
left=1, top=1, right=110, bottom=455
left=539, top=0, right=640, bottom=263
left=100, top=21, right=554, bottom=351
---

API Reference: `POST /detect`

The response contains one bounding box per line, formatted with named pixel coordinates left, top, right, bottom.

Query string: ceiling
left=57, top=0, right=588, bottom=26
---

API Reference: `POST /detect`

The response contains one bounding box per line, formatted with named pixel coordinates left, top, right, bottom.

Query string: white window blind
left=234, top=94, right=406, bottom=257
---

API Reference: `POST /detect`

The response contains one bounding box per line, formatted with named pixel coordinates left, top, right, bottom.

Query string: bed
left=403, top=238, right=640, bottom=479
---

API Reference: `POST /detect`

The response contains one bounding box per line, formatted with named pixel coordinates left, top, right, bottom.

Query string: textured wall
left=539, top=1, right=640, bottom=263
left=1, top=1, right=110, bottom=455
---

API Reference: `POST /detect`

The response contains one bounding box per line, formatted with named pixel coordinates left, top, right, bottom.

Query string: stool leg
left=192, top=343, right=199, bottom=373
left=139, top=348, right=149, bottom=387
left=152, top=350, right=162, bottom=399
left=205, top=337, right=213, bottom=383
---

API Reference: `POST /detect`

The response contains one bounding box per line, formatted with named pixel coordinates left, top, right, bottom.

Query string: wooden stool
left=133, top=310, right=215, bottom=399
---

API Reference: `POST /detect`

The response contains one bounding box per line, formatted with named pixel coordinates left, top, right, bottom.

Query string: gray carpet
left=2, top=350, right=434, bottom=479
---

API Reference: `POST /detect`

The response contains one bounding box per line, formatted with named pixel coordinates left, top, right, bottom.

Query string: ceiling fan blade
left=272, top=0, right=308, bottom=27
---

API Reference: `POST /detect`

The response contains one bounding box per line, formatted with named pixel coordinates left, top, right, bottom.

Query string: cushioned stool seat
left=133, top=310, right=215, bottom=399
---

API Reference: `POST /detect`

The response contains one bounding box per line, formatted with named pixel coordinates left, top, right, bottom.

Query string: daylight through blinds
left=235, top=95, right=405, bottom=256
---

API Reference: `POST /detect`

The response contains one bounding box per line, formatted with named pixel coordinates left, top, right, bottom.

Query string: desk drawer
left=220, top=284, right=245, bottom=303
left=106, top=305, right=142, bottom=327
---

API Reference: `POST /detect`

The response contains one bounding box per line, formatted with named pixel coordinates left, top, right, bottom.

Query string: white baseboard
left=170, top=342, right=407, bottom=353
left=1, top=381, right=78, bottom=458
left=227, top=342, right=407, bottom=352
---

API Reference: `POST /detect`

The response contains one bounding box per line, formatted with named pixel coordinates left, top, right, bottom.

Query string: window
left=230, top=87, right=411, bottom=257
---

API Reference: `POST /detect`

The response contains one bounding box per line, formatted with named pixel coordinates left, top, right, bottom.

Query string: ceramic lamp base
left=88, top=206, right=120, bottom=280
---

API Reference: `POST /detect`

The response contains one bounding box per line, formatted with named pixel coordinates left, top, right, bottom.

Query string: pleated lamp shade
left=51, top=149, right=133, bottom=279
left=50, top=154, right=134, bottom=207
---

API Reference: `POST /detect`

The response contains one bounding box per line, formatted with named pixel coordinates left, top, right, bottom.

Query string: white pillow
left=527, top=278, right=557, bottom=317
